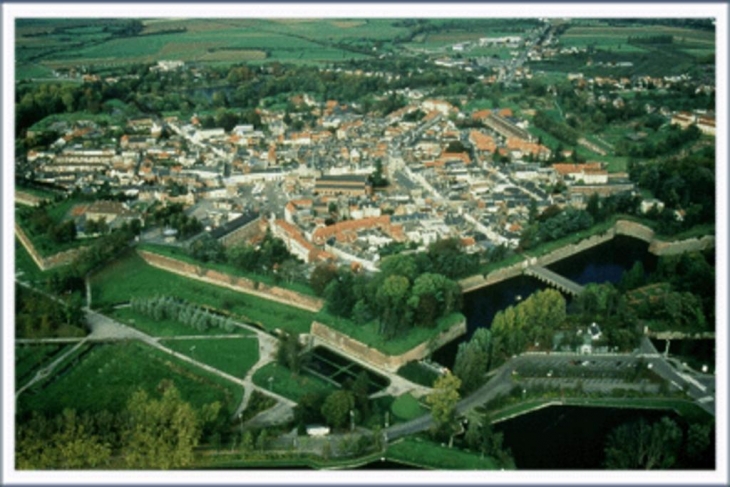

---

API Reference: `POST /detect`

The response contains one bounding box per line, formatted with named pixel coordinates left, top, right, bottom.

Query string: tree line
left=16, top=382, right=221, bottom=469
left=129, top=295, right=239, bottom=333
left=313, top=239, right=473, bottom=339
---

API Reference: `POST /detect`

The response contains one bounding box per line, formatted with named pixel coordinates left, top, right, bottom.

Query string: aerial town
left=8, top=12, right=720, bottom=479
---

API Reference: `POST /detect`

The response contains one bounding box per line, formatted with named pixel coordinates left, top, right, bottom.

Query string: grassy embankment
left=137, top=242, right=316, bottom=296
left=386, top=437, right=503, bottom=470
left=90, top=250, right=316, bottom=335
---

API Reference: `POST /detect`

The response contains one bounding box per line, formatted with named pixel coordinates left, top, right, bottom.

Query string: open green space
left=15, top=343, right=70, bottom=387
left=386, top=437, right=501, bottom=470
left=90, top=251, right=316, bottom=334
left=252, top=362, right=339, bottom=403
left=138, top=243, right=316, bottom=296
left=396, top=361, right=439, bottom=387
left=110, top=307, right=251, bottom=338
left=316, top=311, right=465, bottom=356
left=15, top=197, right=99, bottom=257
left=14, top=238, right=52, bottom=283
left=160, top=337, right=260, bottom=380
left=17, top=18, right=391, bottom=69
left=391, top=393, right=427, bottom=421
left=17, top=341, right=243, bottom=417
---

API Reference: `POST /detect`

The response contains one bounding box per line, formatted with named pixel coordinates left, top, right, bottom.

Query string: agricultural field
left=90, top=251, right=316, bottom=334
left=160, top=337, right=260, bottom=380
left=15, top=18, right=398, bottom=72
left=17, top=341, right=243, bottom=417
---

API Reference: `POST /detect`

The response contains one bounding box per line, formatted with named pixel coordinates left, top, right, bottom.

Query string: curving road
left=385, top=346, right=716, bottom=441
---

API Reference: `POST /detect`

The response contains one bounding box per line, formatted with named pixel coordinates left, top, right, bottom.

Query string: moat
left=433, top=236, right=658, bottom=368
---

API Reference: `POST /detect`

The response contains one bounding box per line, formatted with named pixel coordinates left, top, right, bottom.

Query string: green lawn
left=397, top=361, right=439, bottom=388
left=160, top=337, right=260, bottom=380
left=15, top=238, right=53, bottom=283
left=252, top=362, right=339, bottom=403
left=90, top=251, right=316, bottom=334
left=386, top=438, right=501, bottom=470
left=110, top=307, right=252, bottom=337
left=138, top=243, right=316, bottom=296
left=15, top=343, right=69, bottom=387
left=391, top=393, right=426, bottom=421
left=316, top=311, right=465, bottom=356
left=17, top=342, right=243, bottom=417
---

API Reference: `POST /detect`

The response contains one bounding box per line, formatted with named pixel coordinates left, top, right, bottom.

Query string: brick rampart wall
left=309, top=319, right=466, bottom=373
left=136, top=249, right=324, bottom=312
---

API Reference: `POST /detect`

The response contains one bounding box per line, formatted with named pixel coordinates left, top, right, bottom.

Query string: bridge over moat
left=524, top=265, right=584, bottom=296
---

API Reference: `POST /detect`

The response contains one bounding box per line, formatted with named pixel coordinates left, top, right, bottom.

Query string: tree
left=16, top=409, right=111, bottom=469
left=324, top=270, right=357, bottom=318
left=321, top=390, right=355, bottom=429
left=604, top=417, right=682, bottom=469
left=453, top=339, right=489, bottom=393
left=375, top=274, right=411, bottom=337
left=454, top=322, right=492, bottom=391
left=685, top=422, right=713, bottom=464
left=121, top=384, right=201, bottom=469
left=426, top=371, right=461, bottom=429
left=309, top=264, right=339, bottom=296
left=277, top=332, right=304, bottom=374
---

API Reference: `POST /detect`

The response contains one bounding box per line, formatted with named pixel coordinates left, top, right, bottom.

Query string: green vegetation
left=17, top=382, right=220, bottom=470
left=90, top=251, right=316, bottom=334
left=15, top=344, right=70, bottom=386
left=161, top=337, right=259, bottom=379
left=391, top=393, right=426, bottom=421
left=318, top=311, right=465, bottom=356
left=18, top=342, right=242, bottom=418
left=15, top=238, right=52, bottom=283
left=396, top=361, right=440, bottom=387
left=110, top=307, right=250, bottom=337
left=139, top=242, right=315, bottom=296
left=252, top=362, right=338, bottom=403
left=386, top=438, right=500, bottom=470
left=15, top=284, right=85, bottom=339
left=15, top=200, right=93, bottom=257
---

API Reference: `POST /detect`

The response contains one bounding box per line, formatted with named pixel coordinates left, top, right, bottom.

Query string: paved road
left=384, top=348, right=716, bottom=441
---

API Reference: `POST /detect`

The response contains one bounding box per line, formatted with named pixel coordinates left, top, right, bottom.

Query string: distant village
left=21, top=55, right=715, bottom=273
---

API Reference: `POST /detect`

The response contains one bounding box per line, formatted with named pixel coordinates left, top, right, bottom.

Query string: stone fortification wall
left=460, top=264, right=523, bottom=292
left=137, top=249, right=324, bottom=312
left=460, top=219, right=714, bottom=292
left=15, top=191, right=45, bottom=207
left=648, top=235, right=715, bottom=256
left=531, top=229, right=616, bottom=268
left=309, top=318, right=466, bottom=373
left=15, top=223, right=86, bottom=271
left=614, top=219, right=655, bottom=243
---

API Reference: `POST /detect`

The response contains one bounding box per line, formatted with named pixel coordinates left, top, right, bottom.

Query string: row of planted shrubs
left=129, top=295, right=239, bottom=333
